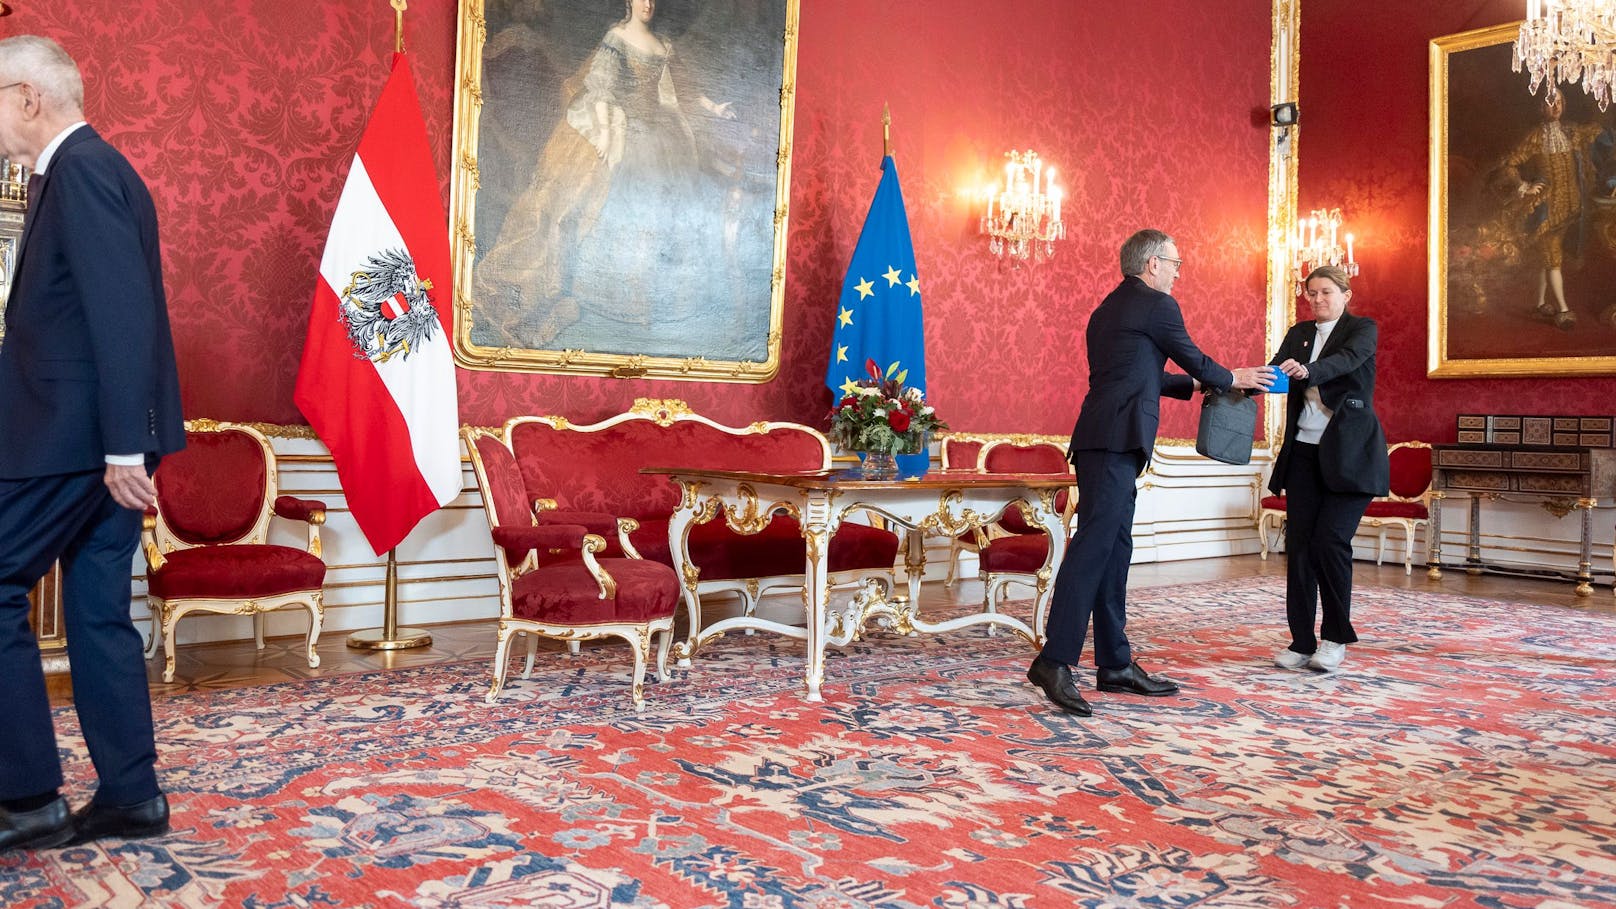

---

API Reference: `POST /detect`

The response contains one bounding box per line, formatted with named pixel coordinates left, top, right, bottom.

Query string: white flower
left=855, top=386, right=882, bottom=397
left=873, top=409, right=887, bottom=419
left=921, top=406, right=934, bottom=415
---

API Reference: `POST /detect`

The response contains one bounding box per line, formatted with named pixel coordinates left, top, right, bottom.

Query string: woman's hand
left=1276, top=358, right=1308, bottom=380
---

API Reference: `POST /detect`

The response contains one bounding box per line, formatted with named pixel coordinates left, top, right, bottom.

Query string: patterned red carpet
left=4, top=577, right=1614, bottom=908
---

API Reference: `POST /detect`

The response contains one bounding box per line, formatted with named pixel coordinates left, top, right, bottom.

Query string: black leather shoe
left=1026, top=656, right=1093, bottom=716
left=69, top=793, right=170, bottom=845
left=0, top=797, right=75, bottom=852
left=1096, top=661, right=1180, bottom=696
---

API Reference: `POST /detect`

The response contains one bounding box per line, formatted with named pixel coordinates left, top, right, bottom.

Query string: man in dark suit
left=1268, top=265, right=1389, bottom=674
left=0, top=35, right=183, bottom=851
left=1027, top=229, right=1269, bottom=716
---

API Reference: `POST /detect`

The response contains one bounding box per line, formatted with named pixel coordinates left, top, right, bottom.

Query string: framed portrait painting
left=1429, top=23, right=1616, bottom=377
left=450, top=0, right=797, bottom=381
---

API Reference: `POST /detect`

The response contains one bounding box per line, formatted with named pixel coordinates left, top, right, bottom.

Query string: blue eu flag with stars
left=825, top=155, right=929, bottom=475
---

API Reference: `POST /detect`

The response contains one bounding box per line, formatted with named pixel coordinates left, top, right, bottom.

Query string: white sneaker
left=1308, top=640, right=1347, bottom=672
left=1274, top=648, right=1310, bottom=670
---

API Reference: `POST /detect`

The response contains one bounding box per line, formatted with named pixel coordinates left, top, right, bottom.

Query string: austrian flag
left=294, top=53, right=460, bottom=556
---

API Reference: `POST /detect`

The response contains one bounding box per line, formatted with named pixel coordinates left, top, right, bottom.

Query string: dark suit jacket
left=1268, top=311, right=1389, bottom=497
left=0, top=126, right=183, bottom=478
left=1067, top=276, right=1236, bottom=461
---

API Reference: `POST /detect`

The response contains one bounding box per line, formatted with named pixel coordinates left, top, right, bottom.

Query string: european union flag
left=825, top=155, right=929, bottom=474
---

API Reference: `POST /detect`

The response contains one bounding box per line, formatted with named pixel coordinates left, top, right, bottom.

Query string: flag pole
left=391, top=0, right=407, bottom=53
left=347, top=548, right=433, bottom=650
left=882, top=103, right=891, bottom=158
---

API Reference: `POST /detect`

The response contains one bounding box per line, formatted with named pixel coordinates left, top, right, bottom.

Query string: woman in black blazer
left=1268, top=266, right=1390, bottom=673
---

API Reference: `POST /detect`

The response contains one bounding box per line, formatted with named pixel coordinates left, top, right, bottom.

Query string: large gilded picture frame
left=450, top=0, right=797, bottom=381
left=1429, top=23, right=1616, bottom=377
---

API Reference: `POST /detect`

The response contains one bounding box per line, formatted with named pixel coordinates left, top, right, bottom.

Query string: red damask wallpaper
left=10, top=0, right=1270, bottom=439
left=1300, top=0, right=1615, bottom=443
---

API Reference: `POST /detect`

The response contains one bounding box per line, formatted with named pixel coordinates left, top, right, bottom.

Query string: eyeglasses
left=1156, top=255, right=1183, bottom=271
left=0, top=82, right=23, bottom=92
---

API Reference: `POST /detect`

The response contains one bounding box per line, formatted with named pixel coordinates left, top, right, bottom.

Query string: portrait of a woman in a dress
left=467, top=0, right=790, bottom=366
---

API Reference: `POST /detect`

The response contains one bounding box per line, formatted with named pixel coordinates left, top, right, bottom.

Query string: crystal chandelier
left=1514, top=0, right=1616, bottom=110
left=980, top=150, right=1064, bottom=262
left=1292, top=208, right=1357, bottom=292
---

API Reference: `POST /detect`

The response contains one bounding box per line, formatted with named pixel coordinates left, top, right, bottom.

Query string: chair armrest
left=274, top=495, right=328, bottom=524
left=141, top=510, right=165, bottom=571
left=493, top=524, right=593, bottom=553
left=492, top=524, right=617, bottom=599
left=273, top=496, right=327, bottom=558
left=542, top=510, right=621, bottom=536
left=617, top=517, right=643, bottom=559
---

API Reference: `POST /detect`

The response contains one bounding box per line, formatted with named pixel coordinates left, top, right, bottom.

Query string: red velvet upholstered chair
left=1259, top=441, right=1432, bottom=575
left=1359, top=441, right=1433, bottom=574
left=142, top=422, right=328, bottom=683
left=464, top=427, right=681, bottom=712
left=500, top=403, right=898, bottom=649
left=973, top=439, right=1075, bottom=623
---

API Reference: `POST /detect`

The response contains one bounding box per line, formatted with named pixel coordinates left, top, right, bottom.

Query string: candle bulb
left=1345, top=232, right=1355, bottom=264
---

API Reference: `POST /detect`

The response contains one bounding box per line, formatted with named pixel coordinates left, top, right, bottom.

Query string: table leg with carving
left=665, top=479, right=706, bottom=667
left=902, top=527, right=925, bottom=622
left=1466, top=495, right=1483, bottom=575
left=1029, top=490, right=1065, bottom=646
left=800, top=489, right=834, bottom=702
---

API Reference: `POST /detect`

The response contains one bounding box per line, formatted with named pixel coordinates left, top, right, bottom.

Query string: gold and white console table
left=1429, top=444, right=1616, bottom=596
left=644, top=466, right=1074, bottom=701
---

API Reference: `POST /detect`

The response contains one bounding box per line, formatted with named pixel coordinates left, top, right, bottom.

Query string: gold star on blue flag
left=825, top=155, right=928, bottom=473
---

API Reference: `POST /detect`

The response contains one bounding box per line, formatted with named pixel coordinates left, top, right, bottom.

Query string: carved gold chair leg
left=301, top=596, right=324, bottom=670
left=486, top=622, right=516, bottom=705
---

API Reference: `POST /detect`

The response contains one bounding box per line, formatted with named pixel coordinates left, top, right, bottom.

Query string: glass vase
left=860, top=450, right=899, bottom=479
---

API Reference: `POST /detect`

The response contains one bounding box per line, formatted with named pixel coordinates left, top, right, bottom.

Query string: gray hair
left=1120, top=229, right=1173, bottom=277
left=0, top=36, right=85, bottom=113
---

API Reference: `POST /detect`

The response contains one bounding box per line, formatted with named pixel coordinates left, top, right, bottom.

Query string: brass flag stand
left=346, top=0, right=432, bottom=653
left=347, top=548, right=432, bottom=650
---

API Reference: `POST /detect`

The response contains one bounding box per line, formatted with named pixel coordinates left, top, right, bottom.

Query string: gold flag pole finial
left=882, top=103, right=892, bottom=158
left=391, top=0, right=408, bottom=53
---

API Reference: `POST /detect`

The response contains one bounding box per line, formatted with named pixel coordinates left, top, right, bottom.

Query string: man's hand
left=1230, top=366, right=1276, bottom=391
left=1275, top=358, right=1309, bottom=380
left=104, top=463, right=157, bottom=511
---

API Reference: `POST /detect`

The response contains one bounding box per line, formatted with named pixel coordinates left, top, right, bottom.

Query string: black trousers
left=1040, top=448, right=1145, bottom=669
left=0, top=469, right=158, bottom=805
left=1282, top=442, right=1371, bottom=652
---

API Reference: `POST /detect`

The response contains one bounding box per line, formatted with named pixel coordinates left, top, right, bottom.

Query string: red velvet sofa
left=493, top=399, right=901, bottom=653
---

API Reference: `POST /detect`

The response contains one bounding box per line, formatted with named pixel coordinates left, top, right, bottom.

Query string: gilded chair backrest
left=152, top=422, right=274, bottom=551
left=504, top=398, right=830, bottom=521
left=979, top=438, right=1071, bottom=474
left=939, top=435, right=985, bottom=470
left=1386, top=441, right=1433, bottom=503
left=979, top=438, right=1074, bottom=530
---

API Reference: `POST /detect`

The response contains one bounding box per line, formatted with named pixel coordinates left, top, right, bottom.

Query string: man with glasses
left=1027, top=229, right=1271, bottom=716
left=0, top=35, right=182, bottom=851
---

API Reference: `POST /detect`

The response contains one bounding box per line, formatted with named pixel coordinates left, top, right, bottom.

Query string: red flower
left=889, top=409, right=912, bottom=432
left=865, top=359, right=882, bottom=381
left=839, top=396, right=857, bottom=409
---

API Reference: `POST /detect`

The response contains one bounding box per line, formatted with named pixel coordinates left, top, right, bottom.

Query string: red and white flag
left=294, top=53, right=460, bottom=556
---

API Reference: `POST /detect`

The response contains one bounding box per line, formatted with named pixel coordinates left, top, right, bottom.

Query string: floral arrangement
left=828, top=359, right=948, bottom=455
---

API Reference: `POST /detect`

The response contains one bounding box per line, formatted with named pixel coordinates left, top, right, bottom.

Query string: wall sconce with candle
left=980, top=150, right=1064, bottom=263
left=1292, top=207, right=1358, bottom=292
